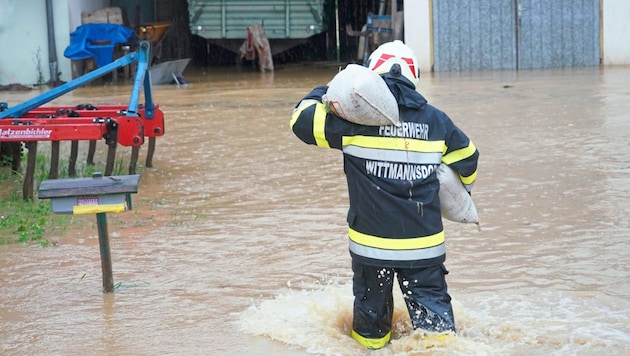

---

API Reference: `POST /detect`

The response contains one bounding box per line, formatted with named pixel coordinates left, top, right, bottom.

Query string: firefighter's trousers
left=351, top=260, right=456, bottom=349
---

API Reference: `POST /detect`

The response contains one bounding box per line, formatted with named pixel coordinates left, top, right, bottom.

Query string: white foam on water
left=457, top=290, right=630, bottom=355
left=236, top=279, right=630, bottom=355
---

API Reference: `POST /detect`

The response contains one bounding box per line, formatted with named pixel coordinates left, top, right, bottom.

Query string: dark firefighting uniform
left=290, top=76, right=479, bottom=349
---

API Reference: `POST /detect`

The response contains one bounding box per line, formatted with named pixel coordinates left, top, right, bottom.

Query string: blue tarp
left=64, top=24, right=136, bottom=67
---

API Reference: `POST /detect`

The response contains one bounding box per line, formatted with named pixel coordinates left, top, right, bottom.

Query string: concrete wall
left=0, top=0, right=107, bottom=86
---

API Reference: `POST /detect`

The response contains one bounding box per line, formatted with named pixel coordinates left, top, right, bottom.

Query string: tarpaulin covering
left=64, top=24, right=136, bottom=67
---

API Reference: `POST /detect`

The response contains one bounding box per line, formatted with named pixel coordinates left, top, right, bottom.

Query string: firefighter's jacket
left=290, top=78, right=479, bottom=268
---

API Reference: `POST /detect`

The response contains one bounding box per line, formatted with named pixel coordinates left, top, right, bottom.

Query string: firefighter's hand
left=322, top=94, right=340, bottom=117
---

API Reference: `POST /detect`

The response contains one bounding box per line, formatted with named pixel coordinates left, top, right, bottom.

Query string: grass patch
left=0, top=147, right=135, bottom=245
left=0, top=188, right=66, bottom=246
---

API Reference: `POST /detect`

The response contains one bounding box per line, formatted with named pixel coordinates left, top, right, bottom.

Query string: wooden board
left=82, top=7, right=124, bottom=25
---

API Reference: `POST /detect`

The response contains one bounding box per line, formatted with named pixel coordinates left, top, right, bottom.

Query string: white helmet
left=367, top=40, right=420, bottom=88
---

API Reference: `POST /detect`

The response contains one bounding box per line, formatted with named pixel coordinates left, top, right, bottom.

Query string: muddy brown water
left=1, top=64, right=630, bottom=355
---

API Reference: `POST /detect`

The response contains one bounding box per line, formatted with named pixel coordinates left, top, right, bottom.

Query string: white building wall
left=0, top=0, right=107, bottom=86
left=0, top=0, right=51, bottom=85
left=403, top=0, right=432, bottom=74
left=602, top=0, right=630, bottom=65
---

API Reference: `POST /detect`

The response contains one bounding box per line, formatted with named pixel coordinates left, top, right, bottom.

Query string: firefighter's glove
left=322, top=94, right=340, bottom=117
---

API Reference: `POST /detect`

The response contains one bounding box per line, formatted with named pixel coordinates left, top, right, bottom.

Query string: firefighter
left=290, top=40, right=479, bottom=349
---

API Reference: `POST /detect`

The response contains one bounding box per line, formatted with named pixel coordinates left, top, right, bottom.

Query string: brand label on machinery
left=0, top=128, right=53, bottom=139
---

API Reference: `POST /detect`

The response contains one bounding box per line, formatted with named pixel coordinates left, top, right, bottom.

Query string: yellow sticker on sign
left=72, top=203, right=127, bottom=215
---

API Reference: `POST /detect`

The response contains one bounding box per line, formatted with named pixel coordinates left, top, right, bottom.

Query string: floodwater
left=1, top=63, right=630, bottom=355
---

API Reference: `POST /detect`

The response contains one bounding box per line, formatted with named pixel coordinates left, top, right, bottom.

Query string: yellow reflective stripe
left=349, top=228, right=444, bottom=250
left=313, top=103, right=329, bottom=148
left=73, top=203, right=127, bottom=215
left=343, top=135, right=444, bottom=153
left=352, top=330, right=391, bottom=349
left=349, top=239, right=445, bottom=261
left=291, top=100, right=330, bottom=148
left=290, top=100, right=317, bottom=130
left=442, top=141, right=477, bottom=165
left=289, top=111, right=300, bottom=130
left=460, top=169, right=477, bottom=185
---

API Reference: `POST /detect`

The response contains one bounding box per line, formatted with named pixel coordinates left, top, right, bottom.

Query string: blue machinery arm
left=0, top=40, right=154, bottom=120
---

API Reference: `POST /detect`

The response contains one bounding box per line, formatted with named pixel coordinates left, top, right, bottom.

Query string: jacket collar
left=381, top=75, right=427, bottom=110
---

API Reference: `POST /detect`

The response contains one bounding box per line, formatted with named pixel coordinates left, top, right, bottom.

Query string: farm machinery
left=0, top=40, right=164, bottom=200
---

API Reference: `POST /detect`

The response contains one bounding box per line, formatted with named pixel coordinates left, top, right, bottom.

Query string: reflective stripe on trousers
left=348, top=227, right=446, bottom=261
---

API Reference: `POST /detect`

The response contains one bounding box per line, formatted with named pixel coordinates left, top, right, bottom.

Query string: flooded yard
left=1, top=63, right=630, bottom=355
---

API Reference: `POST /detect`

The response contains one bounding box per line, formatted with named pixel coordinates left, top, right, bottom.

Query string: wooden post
left=96, top=211, right=114, bottom=293
left=23, top=141, right=37, bottom=201
left=69, top=140, right=79, bottom=177
left=49, top=141, right=60, bottom=179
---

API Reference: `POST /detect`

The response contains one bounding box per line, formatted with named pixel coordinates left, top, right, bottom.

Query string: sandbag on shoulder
left=322, top=64, right=401, bottom=127
left=437, top=163, right=479, bottom=224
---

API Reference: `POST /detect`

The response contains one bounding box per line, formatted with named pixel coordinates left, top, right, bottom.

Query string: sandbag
left=437, top=163, right=479, bottom=224
left=322, top=64, right=401, bottom=127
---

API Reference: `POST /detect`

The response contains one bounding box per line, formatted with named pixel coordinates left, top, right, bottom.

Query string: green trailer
left=187, top=0, right=328, bottom=56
